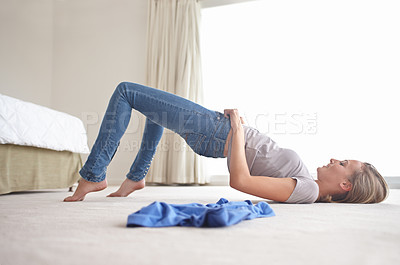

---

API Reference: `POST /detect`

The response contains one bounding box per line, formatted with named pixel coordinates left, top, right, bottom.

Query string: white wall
left=52, top=0, right=148, bottom=185
left=0, top=0, right=53, bottom=107
left=201, top=0, right=400, bottom=178
left=0, top=0, right=148, bottom=185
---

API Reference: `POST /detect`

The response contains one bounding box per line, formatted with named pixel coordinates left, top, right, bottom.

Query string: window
left=201, top=0, right=400, bottom=178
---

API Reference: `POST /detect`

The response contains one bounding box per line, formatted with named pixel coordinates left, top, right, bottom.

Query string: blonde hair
left=318, top=163, right=389, bottom=203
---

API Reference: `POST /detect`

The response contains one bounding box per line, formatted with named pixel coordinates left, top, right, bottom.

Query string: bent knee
left=116, top=81, right=131, bottom=93
left=116, top=82, right=146, bottom=97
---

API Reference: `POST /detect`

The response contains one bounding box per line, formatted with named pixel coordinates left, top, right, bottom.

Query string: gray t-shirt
left=227, top=125, right=319, bottom=204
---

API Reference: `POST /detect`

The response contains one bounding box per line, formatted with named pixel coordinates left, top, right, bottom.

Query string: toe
left=63, top=195, right=84, bottom=202
left=107, top=192, right=121, bottom=197
left=63, top=196, right=74, bottom=202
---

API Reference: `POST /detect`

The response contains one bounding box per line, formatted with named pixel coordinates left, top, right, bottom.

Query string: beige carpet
left=1, top=186, right=399, bottom=265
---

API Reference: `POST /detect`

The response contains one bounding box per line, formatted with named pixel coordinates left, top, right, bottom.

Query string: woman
left=64, top=82, right=389, bottom=203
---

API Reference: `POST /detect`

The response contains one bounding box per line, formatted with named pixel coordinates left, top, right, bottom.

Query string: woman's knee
left=116, top=81, right=132, bottom=94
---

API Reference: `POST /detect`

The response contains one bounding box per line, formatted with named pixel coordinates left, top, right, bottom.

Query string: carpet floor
left=1, top=186, right=399, bottom=265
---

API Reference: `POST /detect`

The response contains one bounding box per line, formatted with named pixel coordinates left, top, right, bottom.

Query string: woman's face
left=317, top=158, right=363, bottom=183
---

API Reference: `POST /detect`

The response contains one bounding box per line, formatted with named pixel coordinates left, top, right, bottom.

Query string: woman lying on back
left=64, top=82, right=389, bottom=203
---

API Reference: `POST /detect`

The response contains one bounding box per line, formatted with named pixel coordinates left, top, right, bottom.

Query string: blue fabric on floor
left=127, top=198, right=275, bottom=227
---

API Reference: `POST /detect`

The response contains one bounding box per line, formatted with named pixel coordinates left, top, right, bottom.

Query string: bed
left=0, top=94, right=90, bottom=195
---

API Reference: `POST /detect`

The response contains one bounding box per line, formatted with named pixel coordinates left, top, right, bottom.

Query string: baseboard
left=384, top=177, right=400, bottom=189
left=208, top=175, right=229, bottom=186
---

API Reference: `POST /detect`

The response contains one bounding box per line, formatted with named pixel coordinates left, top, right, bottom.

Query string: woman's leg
left=107, top=118, right=163, bottom=197
left=65, top=82, right=230, bottom=201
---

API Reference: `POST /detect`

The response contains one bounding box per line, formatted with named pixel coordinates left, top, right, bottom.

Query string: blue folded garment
left=127, top=198, right=275, bottom=227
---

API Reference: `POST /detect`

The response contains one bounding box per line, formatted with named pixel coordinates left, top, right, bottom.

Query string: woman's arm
left=224, top=109, right=296, bottom=202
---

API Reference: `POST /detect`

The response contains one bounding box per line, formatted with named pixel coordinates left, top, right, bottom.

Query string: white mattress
left=0, top=94, right=90, bottom=154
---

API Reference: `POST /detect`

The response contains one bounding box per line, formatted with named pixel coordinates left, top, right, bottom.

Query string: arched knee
left=116, top=82, right=143, bottom=96
left=116, top=81, right=130, bottom=94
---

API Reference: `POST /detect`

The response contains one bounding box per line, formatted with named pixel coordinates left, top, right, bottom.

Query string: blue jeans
left=79, top=82, right=231, bottom=182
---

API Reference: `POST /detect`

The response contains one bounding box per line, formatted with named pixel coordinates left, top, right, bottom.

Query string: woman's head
left=317, top=159, right=389, bottom=203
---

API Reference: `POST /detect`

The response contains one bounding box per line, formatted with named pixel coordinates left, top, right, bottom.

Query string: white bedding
left=0, top=94, right=90, bottom=154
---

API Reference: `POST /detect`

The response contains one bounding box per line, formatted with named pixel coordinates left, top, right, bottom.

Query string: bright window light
left=200, top=0, right=400, bottom=178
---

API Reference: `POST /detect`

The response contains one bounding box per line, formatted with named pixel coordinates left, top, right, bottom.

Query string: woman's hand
left=224, top=109, right=244, bottom=130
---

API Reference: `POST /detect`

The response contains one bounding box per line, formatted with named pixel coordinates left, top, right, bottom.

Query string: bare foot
left=64, top=178, right=107, bottom=202
left=107, top=178, right=145, bottom=197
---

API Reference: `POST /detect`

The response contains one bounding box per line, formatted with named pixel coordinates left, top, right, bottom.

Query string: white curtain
left=144, top=0, right=206, bottom=184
